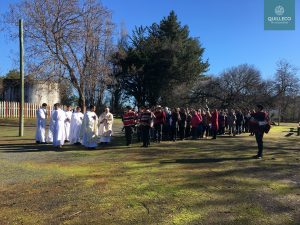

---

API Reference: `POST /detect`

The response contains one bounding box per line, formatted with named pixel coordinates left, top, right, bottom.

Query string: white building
left=2, top=78, right=60, bottom=106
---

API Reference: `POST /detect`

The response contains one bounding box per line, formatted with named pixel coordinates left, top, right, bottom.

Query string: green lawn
left=0, top=119, right=299, bottom=225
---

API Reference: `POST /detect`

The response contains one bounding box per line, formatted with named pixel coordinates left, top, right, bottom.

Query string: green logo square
left=264, top=0, right=295, bottom=30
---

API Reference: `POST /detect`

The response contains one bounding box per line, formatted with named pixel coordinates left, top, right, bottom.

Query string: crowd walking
left=35, top=103, right=113, bottom=150
left=120, top=105, right=271, bottom=159
left=35, top=102, right=271, bottom=158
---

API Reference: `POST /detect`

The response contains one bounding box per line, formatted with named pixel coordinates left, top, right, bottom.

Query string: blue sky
left=0, top=0, right=299, bottom=79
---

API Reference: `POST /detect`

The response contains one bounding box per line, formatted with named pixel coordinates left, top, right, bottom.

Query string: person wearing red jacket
left=191, top=110, right=201, bottom=139
left=211, top=109, right=219, bottom=139
left=122, top=106, right=136, bottom=146
left=154, top=106, right=166, bottom=143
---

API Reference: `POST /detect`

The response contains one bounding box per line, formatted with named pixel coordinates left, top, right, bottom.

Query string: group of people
left=35, top=103, right=114, bottom=149
left=35, top=102, right=270, bottom=158
left=122, top=104, right=270, bottom=159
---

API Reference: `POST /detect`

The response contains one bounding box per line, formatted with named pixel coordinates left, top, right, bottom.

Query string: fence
left=0, top=101, right=56, bottom=118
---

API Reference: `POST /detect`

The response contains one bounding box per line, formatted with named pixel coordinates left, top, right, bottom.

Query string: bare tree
left=272, top=60, right=300, bottom=123
left=190, top=64, right=272, bottom=109
left=3, top=0, right=114, bottom=109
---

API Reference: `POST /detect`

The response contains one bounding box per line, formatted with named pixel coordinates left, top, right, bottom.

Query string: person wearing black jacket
left=251, top=104, right=269, bottom=159
left=179, top=108, right=187, bottom=140
left=140, top=107, right=155, bottom=147
left=236, top=110, right=244, bottom=135
left=170, top=108, right=181, bottom=142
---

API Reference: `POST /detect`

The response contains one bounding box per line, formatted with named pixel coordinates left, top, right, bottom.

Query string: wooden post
left=19, top=19, right=24, bottom=136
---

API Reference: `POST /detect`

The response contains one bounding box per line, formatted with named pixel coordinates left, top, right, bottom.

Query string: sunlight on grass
left=172, top=208, right=204, bottom=225
left=0, top=121, right=299, bottom=224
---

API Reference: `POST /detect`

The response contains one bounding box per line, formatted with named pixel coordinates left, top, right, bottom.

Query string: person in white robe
left=81, top=105, right=98, bottom=149
left=52, top=103, right=66, bottom=149
left=35, top=103, right=47, bottom=144
left=98, top=107, right=114, bottom=144
left=47, top=105, right=56, bottom=143
left=69, top=106, right=84, bottom=145
left=64, top=105, right=72, bottom=142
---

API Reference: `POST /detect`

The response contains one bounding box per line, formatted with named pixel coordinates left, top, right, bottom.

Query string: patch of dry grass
left=0, top=120, right=299, bottom=225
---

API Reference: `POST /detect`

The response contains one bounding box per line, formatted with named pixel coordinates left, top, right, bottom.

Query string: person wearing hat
left=122, top=106, right=136, bottom=146
left=250, top=104, right=270, bottom=159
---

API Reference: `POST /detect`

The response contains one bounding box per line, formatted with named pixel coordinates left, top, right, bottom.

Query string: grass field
left=0, top=118, right=299, bottom=225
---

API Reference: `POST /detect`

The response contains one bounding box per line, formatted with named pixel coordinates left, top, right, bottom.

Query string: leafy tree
left=5, top=69, right=19, bottom=79
left=109, top=26, right=129, bottom=113
left=59, top=79, right=78, bottom=106
left=114, top=11, right=209, bottom=107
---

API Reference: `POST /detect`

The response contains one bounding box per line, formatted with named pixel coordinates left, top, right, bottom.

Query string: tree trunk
left=78, top=92, right=86, bottom=112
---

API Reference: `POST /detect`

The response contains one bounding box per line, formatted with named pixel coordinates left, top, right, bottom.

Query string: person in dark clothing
left=170, top=108, right=181, bottom=142
left=244, top=110, right=251, bottom=133
left=122, top=106, right=137, bottom=146
left=211, top=109, right=219, bottom=139
left=250, top=104, right=269, bottom=159
left=179, top=108, right=187, bottom=140
left=218, top=111, right=226, bottom=135
left=185, top=109, right=192, bottom=138
left=162, top=107, right=172, bottom=141
left=140, top=106, right=155, bottom=147
left=227, top=109, right=236, bottom=136
left=235, top=110, right=244, bottom=135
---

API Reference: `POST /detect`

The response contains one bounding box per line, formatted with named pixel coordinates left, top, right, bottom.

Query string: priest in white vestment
left=47, top=106, right=55, bottom=143
left=81, top=105, right=98, bottom=149
left=98, top=107, right=114, bottom=144
left=35, top=103, right=47, bottom=144
left=64, top=105, right=72, bottom=142
left=52, top=103, right=66, bottom=149
left=70, top=106, right=84, bottom=145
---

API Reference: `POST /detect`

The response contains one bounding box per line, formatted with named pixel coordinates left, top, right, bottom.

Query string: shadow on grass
left=0, top=124, right=36, bottom=128
left=0, top=138, right=34, bottom=140
left=0, top=135, right=127, bottom=153
left=160, top=156, right=254, bottom=164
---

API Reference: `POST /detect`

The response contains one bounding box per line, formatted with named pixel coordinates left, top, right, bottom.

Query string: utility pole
left=19, top=19, right=24, bottom=137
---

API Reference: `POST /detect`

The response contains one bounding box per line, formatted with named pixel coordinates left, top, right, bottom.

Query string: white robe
left=35, top=108, right=47, bottom=142
left=65, top=110, right=72, bottom=141
left=47, top=110, right=55, bottom=143
left=69, top=112, right=84, bottom=144
left=98, top=112, right=113, bottom=143
left=52, top=108, right=66, bottom=146
left=81, top=111, right=98, bottom=148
